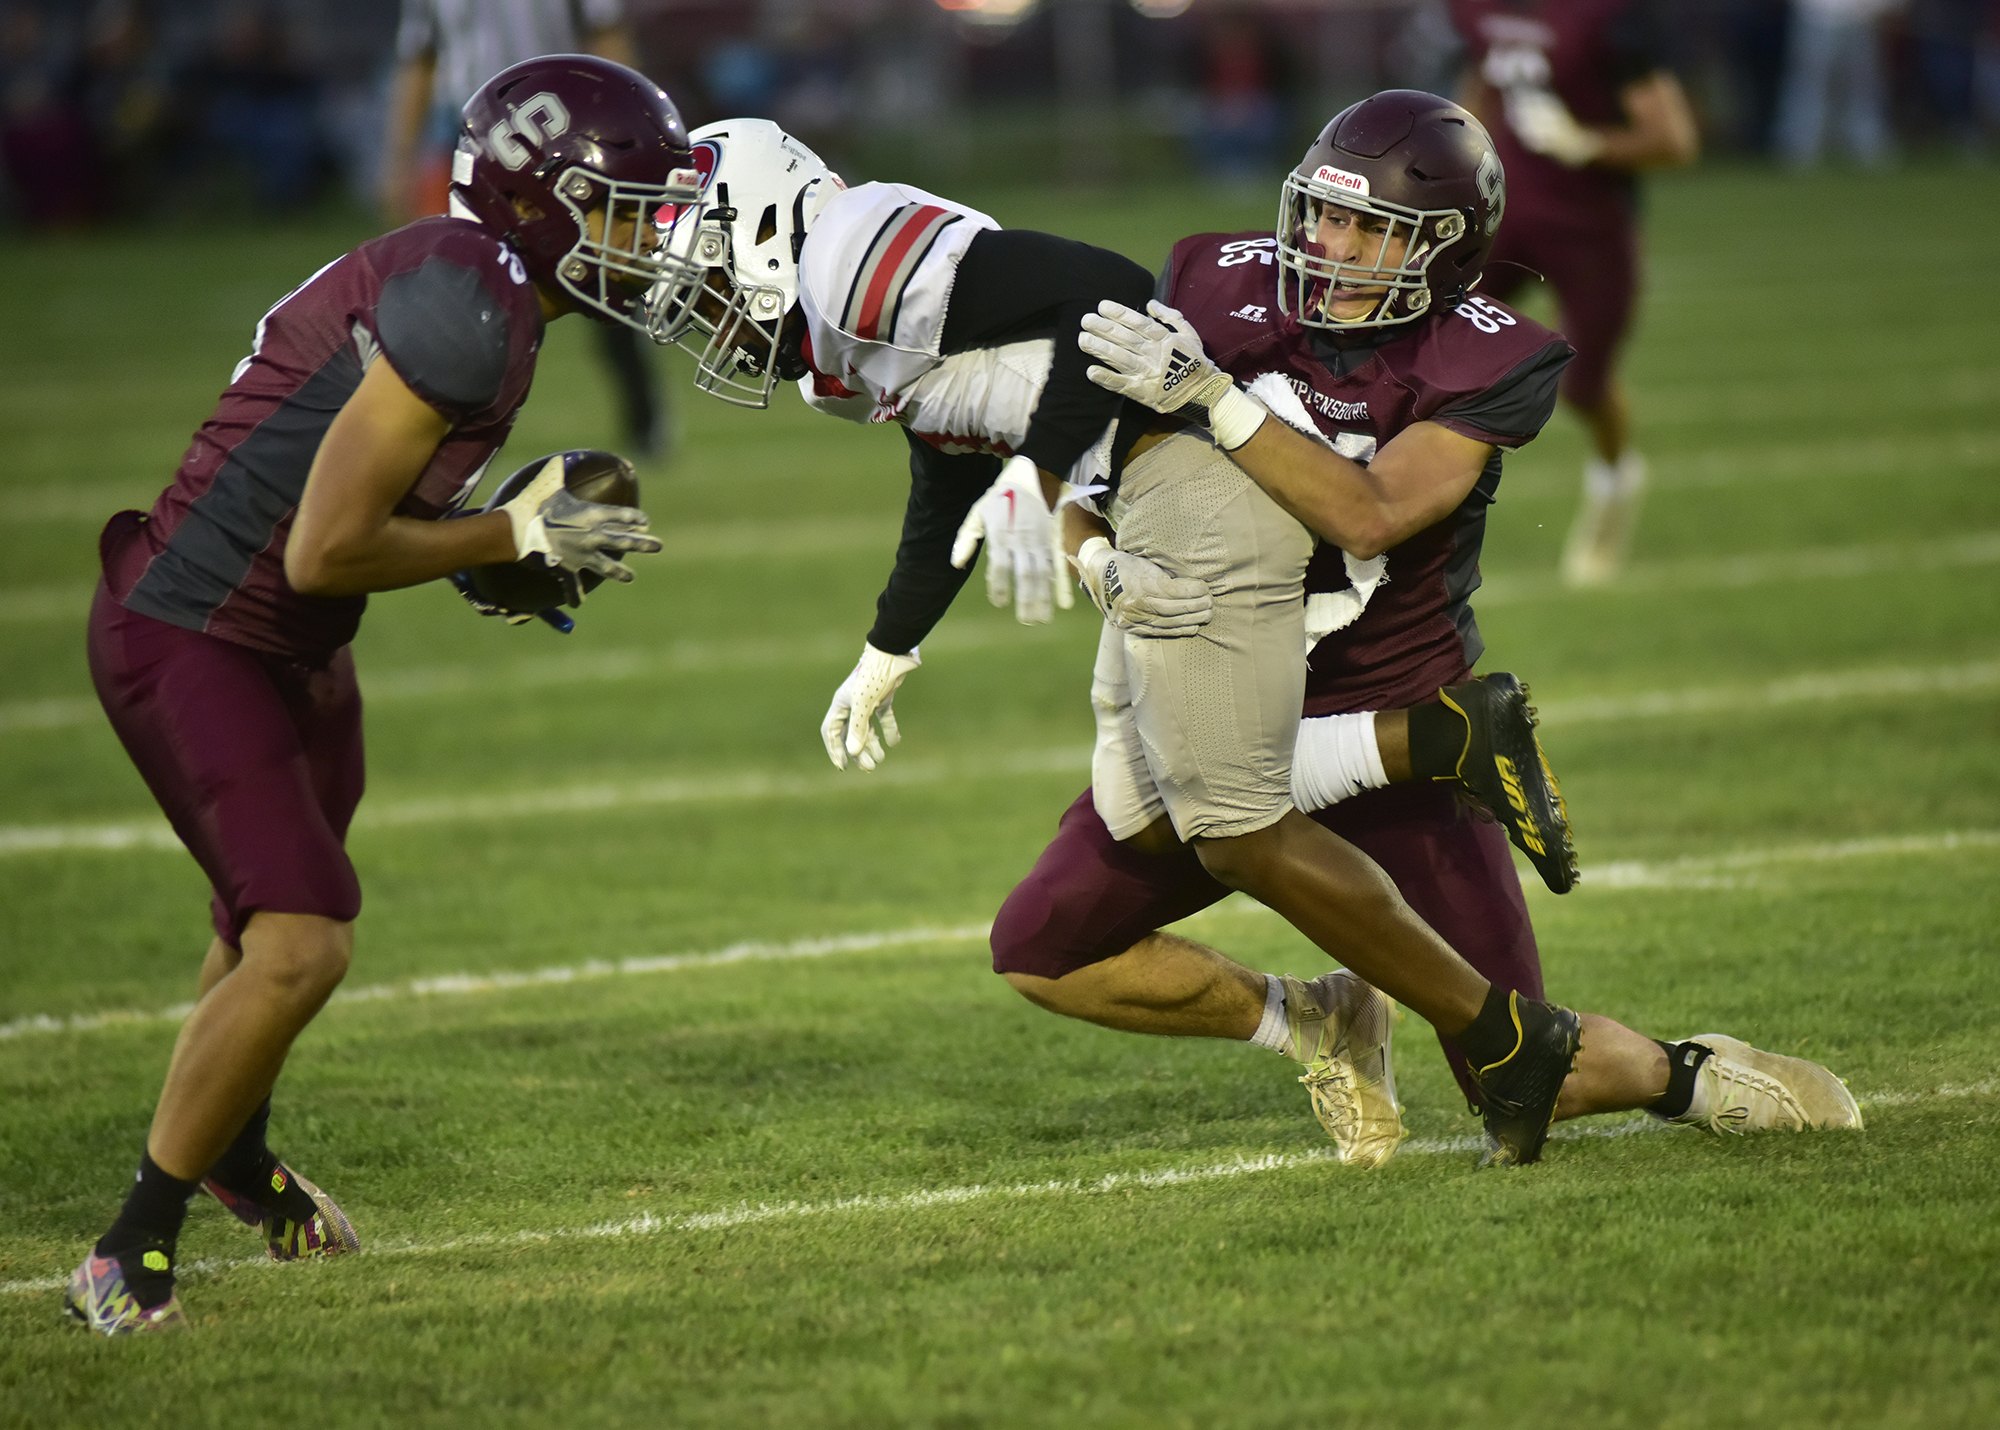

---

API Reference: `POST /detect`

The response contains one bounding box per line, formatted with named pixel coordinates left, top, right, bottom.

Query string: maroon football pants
left=87, top=583, right=365, bottom=948
left=1482, top=215, right=1639, bottom=413
left=991, top=783, right=1543, bottom=1108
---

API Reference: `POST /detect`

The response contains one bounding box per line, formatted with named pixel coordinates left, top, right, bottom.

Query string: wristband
left=1207, top=385, right=1269, bottom=451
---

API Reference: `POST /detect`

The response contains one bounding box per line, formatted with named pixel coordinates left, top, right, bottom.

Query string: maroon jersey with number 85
left=1158, top=230, right=1572, bottom=714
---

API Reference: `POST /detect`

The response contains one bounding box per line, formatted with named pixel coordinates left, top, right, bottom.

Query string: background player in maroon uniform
left=998, top=91, right=1859, bottom=1168
left=1449, top=0, right=1698, bottom=585
left=66, top=55, right=688, bottom=1336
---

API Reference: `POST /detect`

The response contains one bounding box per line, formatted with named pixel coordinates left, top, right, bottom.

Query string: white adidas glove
left=821, top=643, right=921, bottom=771
left=1503, top=87, right=1604, bottom=167
left=1069, top=537, right=1212, bottom=637
left=497, top=458, right=661, bottom=583
left=1077, top=300, right=1268, bottom=450
left=950, top=454, right=1068, bottom=625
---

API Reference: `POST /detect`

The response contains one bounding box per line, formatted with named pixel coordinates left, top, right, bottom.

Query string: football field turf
left=1, top=165, right=1996, bottom=1426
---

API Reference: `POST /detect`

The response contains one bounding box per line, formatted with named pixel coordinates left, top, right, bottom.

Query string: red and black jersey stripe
left=838, top=204, right=960, bottom=343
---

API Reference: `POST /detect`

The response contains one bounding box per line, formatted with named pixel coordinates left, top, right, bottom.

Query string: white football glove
left=1077, top=300, right=1268, bottom=450
left=497, top=457, right=661, bottom=585
left=1068, top=536, right=1213, bottom=638
left=821, top=643, right=922, bottom=771
left=1502, top=86, right=1604, bottom=167
left=949, top=454, right=1069, bottom=625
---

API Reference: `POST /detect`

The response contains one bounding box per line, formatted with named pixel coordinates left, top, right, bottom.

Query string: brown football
left=459, top=450, right=640, bottom=615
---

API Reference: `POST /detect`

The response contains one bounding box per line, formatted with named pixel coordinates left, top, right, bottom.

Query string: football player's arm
left=1226, top=418, right=1494, bottom=561
left=285, top=358, right=516, bottom=596
left=868, top=433, right=998, bottom=655
left=820, top=437, right=992, bottom=769
left=1596, top=71, right=1699, bottom=170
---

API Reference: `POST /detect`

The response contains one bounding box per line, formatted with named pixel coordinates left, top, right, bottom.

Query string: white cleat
left=1282, top=971, right=1403, bottom=1168
left=1560, top=452, right=1647, bottom=587
left=1668, top=1033, right=1864, bottom=1134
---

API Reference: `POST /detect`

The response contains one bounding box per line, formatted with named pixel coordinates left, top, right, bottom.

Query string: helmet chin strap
left=772, top=308, right=809, bottom=382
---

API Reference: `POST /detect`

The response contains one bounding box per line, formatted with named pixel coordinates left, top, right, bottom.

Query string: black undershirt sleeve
left=938, top=228, right=1152, bottom=474
left=865, top=430, right=1000, bottom=655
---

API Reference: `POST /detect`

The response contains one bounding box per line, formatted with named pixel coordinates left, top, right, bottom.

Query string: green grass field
left=2, top=165, right=1997, bottom=1427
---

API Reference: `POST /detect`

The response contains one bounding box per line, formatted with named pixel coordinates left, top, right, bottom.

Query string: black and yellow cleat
left=1468, top=991, right=1584, bottom=1167
left=205, top=1164, right=360, bottom=1262
left=1438, top=673, right=1579, bottom=895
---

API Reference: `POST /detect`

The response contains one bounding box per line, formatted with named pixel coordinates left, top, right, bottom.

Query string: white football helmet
left=648, top=118, right=843, bottom=407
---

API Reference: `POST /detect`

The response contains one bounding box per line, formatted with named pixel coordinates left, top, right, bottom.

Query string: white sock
left=1584, top=451, right=1647, bottom=500
left=1247, top=973, right=1290, bottom=1054
left=1290, top=711, right=1390, bottom=813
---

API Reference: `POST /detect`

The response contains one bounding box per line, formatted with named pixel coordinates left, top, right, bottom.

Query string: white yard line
left=0, top=618, right=1057, bottom=726
left=5, top=826, right=1996, bottom=1044
left=4, top=526, right=1998, bottom=644
left=0, top=746, right=1097, bottom=857
left=23, top=431, right=1989, bottom=527
left=6, top=650, right=1998, bottom=853
left=6, top=1080, right=1995, bottom=1299
left=1475, top=530, right=2000, bottom=606
left=0, top=924, right=996, bottom=1043
left=1531, top=658, right=2000, bottom=725
left=1585, top=829, right=2000, bottom=889
left=23, top=428, right=1994, bottom=528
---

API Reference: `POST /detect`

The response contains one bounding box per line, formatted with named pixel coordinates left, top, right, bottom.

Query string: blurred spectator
left=1, top=1, right=100, bottom=226
left=704, top=37, right=781, bottom=114
left=1191, top=7, right=1288, bottom=183
left=1774, top=0, right=1901, bottom=165
left=759, top=0, right=860, bottom=163
left=1907, top=0, right=1986, bottom=152
left=1982, top=5, right=2000, bottom=134
left=288, top=0, right=399, bottom=206
left=1711, top=0, right=1793, bottom=151
left=77, top=1, right=181, bottom=213
left=186, top=0, right=325, bottom=210
left=381, top=0, right=671, bottom=461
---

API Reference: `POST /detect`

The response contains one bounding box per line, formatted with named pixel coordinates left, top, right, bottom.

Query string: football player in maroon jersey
left=1449, top=0, right=1699, bottom=584
left=651, top=116, right=1622, bottom=1169
left=65, top=55, right=688, bottom=1335
left=997, top=90, right=1859, bottom=1169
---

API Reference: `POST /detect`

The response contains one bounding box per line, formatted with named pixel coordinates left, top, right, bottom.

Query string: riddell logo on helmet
left=1313, top=165, right=1370, bottom=197
left=487, top=92, right=572, bottom=171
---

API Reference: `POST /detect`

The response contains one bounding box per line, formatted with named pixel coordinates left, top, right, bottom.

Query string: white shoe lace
left=1702, top=1057, right=1808, bottom=1133
left=1301, top=1062, right=1361, bottom=1144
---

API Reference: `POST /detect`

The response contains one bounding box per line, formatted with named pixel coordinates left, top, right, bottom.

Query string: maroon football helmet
left=1275, top=90, right=1506, bottom=330
left=452, top=55, right=700, bottom=332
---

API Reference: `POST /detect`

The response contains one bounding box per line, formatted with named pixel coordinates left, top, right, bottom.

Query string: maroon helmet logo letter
left=1476, top=150, right=1505, bottom=234
left=488, top=92, right=573, bottom=171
